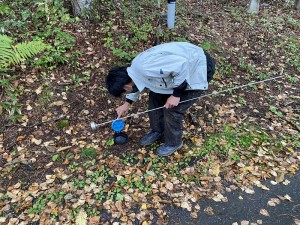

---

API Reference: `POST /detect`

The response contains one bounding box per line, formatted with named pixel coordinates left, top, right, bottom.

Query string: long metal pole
left=90, top=75, right=284, bottom=129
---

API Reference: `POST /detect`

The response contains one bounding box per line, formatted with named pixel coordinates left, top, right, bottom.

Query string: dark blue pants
left=148, top=90, right=203, bottom=146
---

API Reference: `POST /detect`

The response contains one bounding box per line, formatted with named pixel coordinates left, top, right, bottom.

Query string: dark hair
left=106, top=67, right=132, bottom=97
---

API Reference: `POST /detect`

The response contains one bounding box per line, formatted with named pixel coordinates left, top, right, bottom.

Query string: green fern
left=0, top=34, right=47, bottom=68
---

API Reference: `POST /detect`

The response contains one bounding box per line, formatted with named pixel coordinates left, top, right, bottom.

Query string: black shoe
left=157, top=142, right=183, bottom=156
left=140, top=131, right=163, bottom=146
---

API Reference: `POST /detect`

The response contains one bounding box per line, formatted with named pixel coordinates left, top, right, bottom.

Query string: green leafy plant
left=83, top=159, right=96, bottom=169
left=108, top=187, right=123, bottom=200
left=217, top=56, right=234, bottom=78
left=28, top=195, right=47, bottom=214
left=0, top=34, right=47, bottom=119
left=106, top=138, right=114, bottom=146
left=80, top=147, right=97, bottom=159
left=269, top=105, right=283, bottom=117
left=56, top=119, right=70, bottom=128
left=0, top=34, right=47, bottom=68
left=51, top=154, right=59, bottom=162
left=68, top=161, right=79, bottom=172
left=230, top=152, right=241, bottom=161
left=286, top=74, right=299, bottom=83
left=1, top=1, right=76, bottom=68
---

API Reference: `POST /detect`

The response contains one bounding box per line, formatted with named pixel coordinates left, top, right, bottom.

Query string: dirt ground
left=0, top=0, right=299, bottom=224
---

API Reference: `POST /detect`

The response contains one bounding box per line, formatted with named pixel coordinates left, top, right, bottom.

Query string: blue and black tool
left=111, top=119, right=128, bottom=145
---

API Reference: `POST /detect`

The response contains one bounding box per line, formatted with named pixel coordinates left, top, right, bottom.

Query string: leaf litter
left=0, top=0, right=300, bottom=224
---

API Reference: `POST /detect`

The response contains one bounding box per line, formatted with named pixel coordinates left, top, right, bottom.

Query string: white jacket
left=126, top=42, right=208, bottom=102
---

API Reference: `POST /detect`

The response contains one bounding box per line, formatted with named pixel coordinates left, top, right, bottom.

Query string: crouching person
left=106, top=42, right=216, bottom=156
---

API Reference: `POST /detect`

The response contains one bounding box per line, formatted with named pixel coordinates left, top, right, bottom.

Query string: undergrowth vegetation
left=0, top=0, right=76, bottom=120
left=0, top=0, right=299, bottom=224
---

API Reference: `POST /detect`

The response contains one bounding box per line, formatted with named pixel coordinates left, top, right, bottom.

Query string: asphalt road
left=166, top=171, right=300, bottom=225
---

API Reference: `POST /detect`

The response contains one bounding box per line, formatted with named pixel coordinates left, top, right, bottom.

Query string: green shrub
left=0, top=34, right=47, bottom=119
left=80, top=147, right=97, bottom=159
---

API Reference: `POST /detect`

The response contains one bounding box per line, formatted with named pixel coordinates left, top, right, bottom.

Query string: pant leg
left=148, top=91, right=170, bottom=133
left=164, top=90, right=204, bottom=146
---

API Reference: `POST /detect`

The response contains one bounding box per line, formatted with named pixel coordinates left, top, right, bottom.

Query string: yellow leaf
left=76, top=209, right=87, bottom=225
left=141, top=203, right=147, bottom=210
left=212, top=165, right=220, bottom=176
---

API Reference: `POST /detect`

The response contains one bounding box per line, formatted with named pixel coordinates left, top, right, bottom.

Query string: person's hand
left=164, top=95, right=180, bottom=109
left=116, top=102, right=130, bottom=118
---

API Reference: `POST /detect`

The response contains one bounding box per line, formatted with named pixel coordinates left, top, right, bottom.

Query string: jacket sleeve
left=125, top=91, right=140, bottom=103
left=172, top=80, right=188, bottom=97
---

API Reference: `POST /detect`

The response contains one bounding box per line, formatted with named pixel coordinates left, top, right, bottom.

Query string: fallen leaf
left=275, top=173, right=284, bottom=183
left=26, top=104, right=33, bottom=110
left=141, top=203, right=147, bottom=210
left=2, top=152, right=9, bottom=159
left=294, top=218, right=300, bottom=225
left=267, top=198, right=280, bottom=207
left=283, top=194, right=292, bottom=201
left=190, top=212, right=198, bottom=219
left=165, top=181, right=174, bottom=191
left=271, top=180, right=278, bottom=185
left=260, top=209, right=269, bottom=217
left=31, top=137, right=42, bottom=145
left=181, top=201, right=192, bottom=211
left=241, top=221, right=250, bottom=225
left=57, top=146, right=72, bottom=152
left=35, top=86, right=43, bottom=94
left=212, top=165, right=220, bottom=176
left=204, top=206, right=214, bottom=215
left=283, top=179, right=290, bottom=185
left=49, top=100, right=64, bottom=107
left=277, top=194, right=292, bottom=201
left=245, top=188, right=255, bottom=194
left=212, top=193, right=225, bottom=202
left=76, top=209, right=87, bottom=225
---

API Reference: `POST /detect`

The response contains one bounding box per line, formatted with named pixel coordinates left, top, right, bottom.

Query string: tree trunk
left=248, top=0, right=260, bottom=13
left=70, top=0, right=92, bottom=17
left=296, top=0, right=300, bottom=10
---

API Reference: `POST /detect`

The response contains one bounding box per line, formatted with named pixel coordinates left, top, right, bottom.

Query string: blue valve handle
left=111, top=119, right=125, bottom=132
